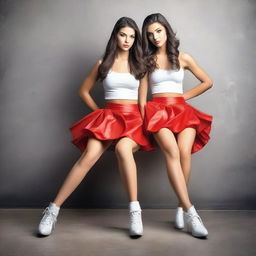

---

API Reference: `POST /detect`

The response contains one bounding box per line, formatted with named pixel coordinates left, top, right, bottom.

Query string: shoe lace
left=188, top=213, right=203, bottom=226
left=130, top=210, right=141, bottom=225
left=41, top=207, right=57, bottom=227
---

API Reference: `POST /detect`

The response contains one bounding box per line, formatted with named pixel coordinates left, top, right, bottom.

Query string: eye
left=130, top=35, right=135, bottom=39
left=120, top=33, right=125, bottom=37
left=157, top=29, right=162, bottom=33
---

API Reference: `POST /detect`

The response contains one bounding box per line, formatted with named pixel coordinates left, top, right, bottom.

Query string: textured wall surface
left=0, top=0, right=255, bottom=209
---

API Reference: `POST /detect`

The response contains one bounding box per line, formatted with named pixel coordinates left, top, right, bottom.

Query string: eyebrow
left=147, top=27, right=162, bottom=33
left=119, top=32, right=135, bottom=36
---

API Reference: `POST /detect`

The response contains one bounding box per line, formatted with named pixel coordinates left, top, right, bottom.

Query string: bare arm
left=78, top=60, right=102, bottom=111
left=138, top=73, right=149, bottom=118
left=181, top=52, right=213, bottom=101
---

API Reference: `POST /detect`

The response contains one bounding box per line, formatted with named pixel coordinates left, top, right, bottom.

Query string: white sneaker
left=129, top=201, right=143, bottom=237
left=38, top=202, right=60, bottom=236
left=174, top=207, right=184, bottom=229
left=184, top=205, right=208, bottom=238
left=129, top=210, right=143, bottom=237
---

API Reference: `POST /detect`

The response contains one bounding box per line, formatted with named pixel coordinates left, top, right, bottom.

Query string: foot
left=38, top=202, right=60, bottom=236
left=184, top=205, right=208, bottom=238
left=129, top=210, right=143, bottom=237
left=129, top=201, right=143, bottom=237
left=174, top=207, right=184, bottom=229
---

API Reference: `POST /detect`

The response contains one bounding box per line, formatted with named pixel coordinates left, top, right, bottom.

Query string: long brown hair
left=98, top=17, right=145, bottom=81
left=142, top=13, right=180, bottom=73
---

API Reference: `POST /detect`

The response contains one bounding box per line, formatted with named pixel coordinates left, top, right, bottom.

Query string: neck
left=156, top=42, right=167, bottom=55
left=116, top=49, right=129, bottom=60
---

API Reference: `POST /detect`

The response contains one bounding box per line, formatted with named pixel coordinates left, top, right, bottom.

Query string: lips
left=123, top=45, right=130, bottom=48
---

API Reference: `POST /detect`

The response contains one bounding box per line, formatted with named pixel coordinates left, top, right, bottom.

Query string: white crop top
left=149, top=68, right=184, bottom=94
left=102, top=70, right=139, bottom=100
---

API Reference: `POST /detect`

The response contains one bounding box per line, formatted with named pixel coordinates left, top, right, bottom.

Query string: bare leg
left=115, top=137, right=140, bottom=202
left=53, top=137, right=112, bottom=206
left=153, top=128, right=192, bottom=211
left=115, top=137, right=143, bottom=237
left=177, top=128, right=196, bottom=207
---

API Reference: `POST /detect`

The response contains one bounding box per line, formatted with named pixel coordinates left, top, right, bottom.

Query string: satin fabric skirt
left=70, top=102, right=154, bottom=152
left=144, top=97, right=213, bottom=153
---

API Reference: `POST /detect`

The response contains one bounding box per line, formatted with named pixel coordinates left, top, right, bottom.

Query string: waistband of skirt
left=152, top=96, right=185, bottom=104
left=105, top=102, right=139, bottom=112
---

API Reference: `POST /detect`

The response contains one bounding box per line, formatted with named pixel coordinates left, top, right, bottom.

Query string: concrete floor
left=0, top=209, right=255, bottom=256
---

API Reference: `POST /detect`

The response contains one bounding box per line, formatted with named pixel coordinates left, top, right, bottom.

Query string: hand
left=182, top=93, right=188, bottom=101
left=139, top=104, right=146, bottom=119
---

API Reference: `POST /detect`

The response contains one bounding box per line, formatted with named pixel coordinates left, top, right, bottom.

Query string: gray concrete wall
left=0, top=0, right=255, bottom=209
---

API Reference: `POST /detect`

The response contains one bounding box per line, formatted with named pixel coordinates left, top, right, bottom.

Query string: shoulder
left=179, top=52, right=194, bottom=63
left=94, top=59, right=103, bottom=68
left=91, top=59, right=102, bottom=71
left=179, top=52, right=196, bottom=69
left=87, top=59, right=103, bottom=78
left=94, top=59, right=102, bottom=69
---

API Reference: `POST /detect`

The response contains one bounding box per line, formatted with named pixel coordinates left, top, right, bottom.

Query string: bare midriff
left=152, top=92, right=183, bottom=98
left=106, top=99, right=138, bottom=104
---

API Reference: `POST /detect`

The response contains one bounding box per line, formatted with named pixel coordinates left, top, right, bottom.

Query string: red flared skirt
left=145, top=97, right=213, bottom=153
left=70, top=102, right=154, bottom=152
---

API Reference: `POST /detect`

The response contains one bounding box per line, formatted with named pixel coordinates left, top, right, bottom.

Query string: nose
left=153, top=33, right=158, bottom=40
left=125, top=36, right=129, bottom=43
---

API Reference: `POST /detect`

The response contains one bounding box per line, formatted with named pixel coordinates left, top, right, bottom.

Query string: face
left=116, top=26, right=136, bottom=51
left=146, top=22, right=167, bottom=48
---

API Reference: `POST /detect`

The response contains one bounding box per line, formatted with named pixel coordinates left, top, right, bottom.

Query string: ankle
left=129, top=201, right=141, bottom=212
left=183, top=203, right=193, bottom=212
left=52, top=201, right=61, bottom=207
left=48, top=202, right=60, bottom=215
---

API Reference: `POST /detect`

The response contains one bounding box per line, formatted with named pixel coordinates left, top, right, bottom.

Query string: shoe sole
left=174, top=224, right=184, bottom=230
left=129, top=230, right=143, bottom=238
left=38, top=225, right=54, bottom=236
left=187, top=227, right=208, bottom=238
left=192, top=233, right=208, bottom=238
left=185, top=224, right=208, bottom=238
left=174, top=221, right=184, bottom=230
left=130, top=234, right=143, bottom=238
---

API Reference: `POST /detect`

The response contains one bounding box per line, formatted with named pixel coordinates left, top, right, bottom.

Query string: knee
left=162, top=145, right=180, bottom=160
left=179, top=147, right=192, bottom=160
left=115, top=141, right=133, bottom=158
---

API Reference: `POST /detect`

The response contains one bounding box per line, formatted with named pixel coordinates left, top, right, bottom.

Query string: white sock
left=129, top=201, right=141, bottom=212
left=185, top=205, right=197, bottom=215
left=49, top=202, right=60, bottom=215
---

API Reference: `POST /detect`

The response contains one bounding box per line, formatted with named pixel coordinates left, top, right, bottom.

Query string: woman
left=140, top=13, right=213, bottom=238
left=38, top=17, right=153, bottom=238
